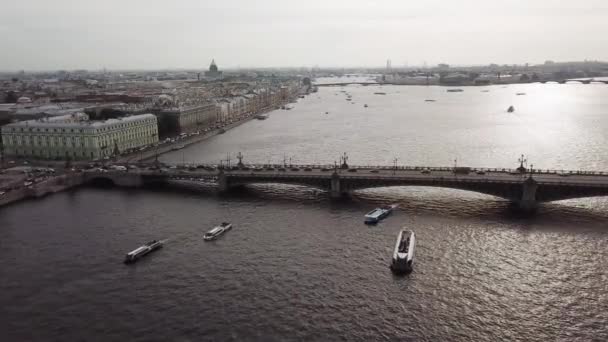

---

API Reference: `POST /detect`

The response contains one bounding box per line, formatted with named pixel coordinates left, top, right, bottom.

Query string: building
left=1, top=113, right=158, bottom=160
left=152, top=95, right=218, bottom=136
left=204, top=59, right=223, bottom=79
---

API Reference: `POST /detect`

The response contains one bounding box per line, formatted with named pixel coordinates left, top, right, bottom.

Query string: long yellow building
left=1, top=113, right=158, bottom=160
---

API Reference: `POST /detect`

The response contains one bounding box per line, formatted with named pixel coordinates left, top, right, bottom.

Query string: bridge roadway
left=87, top=164, right=608, bottom=209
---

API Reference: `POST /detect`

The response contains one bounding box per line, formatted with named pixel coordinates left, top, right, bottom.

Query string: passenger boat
left=364, top=204, right=397, bottom=224
left=390, top=230, right=415, bottom=274
left=507, top=105, right=515, bottom=113
left=124, top=240, right=163, bottom=264
left=204, top=222, right=233, bottom=241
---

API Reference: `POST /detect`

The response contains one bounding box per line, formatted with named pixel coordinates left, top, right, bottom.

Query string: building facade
left=155, top=102, right=218, bottom=136
left=1, top=113, right=158, bottom=160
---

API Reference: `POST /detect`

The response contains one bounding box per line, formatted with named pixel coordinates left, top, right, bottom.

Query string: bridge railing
left=149, top=162, right=608, bottom=176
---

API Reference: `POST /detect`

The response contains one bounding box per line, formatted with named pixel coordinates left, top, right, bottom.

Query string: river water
left=1, top=83, right=608, bottom=341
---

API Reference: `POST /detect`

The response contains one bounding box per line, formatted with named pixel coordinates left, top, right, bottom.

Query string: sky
left=1, top=0, right=607, bottom=71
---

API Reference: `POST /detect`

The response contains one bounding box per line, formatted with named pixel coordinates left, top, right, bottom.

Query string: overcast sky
left=1, top=0, right=607, bottom=71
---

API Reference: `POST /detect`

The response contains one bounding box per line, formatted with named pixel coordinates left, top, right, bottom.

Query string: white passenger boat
left=364, top=204, right=397, bottom=224
left=124, top=240, right=163, bottom=264
left=204, top=222, right=233, bottom=241
left=390, top=230, right=415, bottom=274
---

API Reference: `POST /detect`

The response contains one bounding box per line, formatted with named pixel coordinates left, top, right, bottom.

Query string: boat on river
left=390, top=230, right=415, bottom=274
left=124, top=240, right=163, bottom=264
left=255, top=114, right=268, bottom=120
left=447, top=88, right=464, bottom=92
left=507, top=106, right=515, bottom=113
left=364, top=204, right=397, bottom=224
left=204, top=222, right=233, bottom=241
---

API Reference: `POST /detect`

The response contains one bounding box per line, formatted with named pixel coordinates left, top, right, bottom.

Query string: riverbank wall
left=0, top=174, right=85, bottom=208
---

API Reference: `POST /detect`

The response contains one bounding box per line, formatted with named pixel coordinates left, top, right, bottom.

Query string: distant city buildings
left=1, top=113, right=158, bottom=160
left=0, top=66, right=310, bottom=161
left=204, top=59, right=223, bottom=79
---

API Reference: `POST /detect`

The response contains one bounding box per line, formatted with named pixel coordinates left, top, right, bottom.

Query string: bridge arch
left=348, top=184, right=514, bottom=201
left=87, top=176, right=117, bottom=187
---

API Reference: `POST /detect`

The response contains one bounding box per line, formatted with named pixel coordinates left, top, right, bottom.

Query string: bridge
left=84, top=163, right=608, bottom=210
left=315, top=80, right=608, bottom=87
left=315, top=82, right=379, bottom=87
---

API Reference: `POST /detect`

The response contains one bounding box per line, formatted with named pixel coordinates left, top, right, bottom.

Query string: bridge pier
left=217, top=170, right=229, bottom=192
left=330, top=172, right=342, bottom=198
left=518, top=177, right=538, bottom=211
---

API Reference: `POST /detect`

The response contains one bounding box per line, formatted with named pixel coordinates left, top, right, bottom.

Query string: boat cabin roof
left=206, top=226, right=223, bottom=235
left=127, top=246, right=148, bottom=256
left=365, top=208, right=385, bottom=218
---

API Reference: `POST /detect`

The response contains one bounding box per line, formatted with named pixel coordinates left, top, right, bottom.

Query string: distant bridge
left=315, top=80, right=608, bottom=87
left=315, top=82, right=380, bottom=87
left=84, top=164, right=608, bottom=210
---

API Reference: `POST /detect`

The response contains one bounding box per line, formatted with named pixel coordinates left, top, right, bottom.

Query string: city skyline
left=2, top=0, right=608, bottom=71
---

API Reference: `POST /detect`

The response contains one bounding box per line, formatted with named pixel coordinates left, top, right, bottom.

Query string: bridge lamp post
left=530, top=164, right=534, bottom=177
left=393, top=158, right=398, bottom=175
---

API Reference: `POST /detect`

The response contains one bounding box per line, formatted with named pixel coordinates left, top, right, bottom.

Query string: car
left=304, top=168, right=312, bottom=171
left=370, top=169, right=380, bottom=173
left=348, top=169, right=357, bottom=172
left=476, top=170, right=486, bottom=175
left=266, top=167, right=275, bottom=171
left=559, top=172, right=570, bottom=177
left=278, top=168, right=286, bottom=171
left=291, top=167, right=300, bottom=171
left=321, top=168, right=331, bottom=171
left=421, top=169, right=431, bottom=174
left=0, top=191, right=6, bottom=196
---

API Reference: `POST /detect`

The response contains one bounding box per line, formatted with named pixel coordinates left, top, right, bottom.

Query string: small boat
left=218, top=128, right=226, bottom=134
left=171, top=145, right=185, bottom=151
left=255, top=114, right=268, bottom=120
left=374, top=92, right=386, bottom=95
left=424, top=99, right=436, bottom=102
left=204, top=222, right=233, bottom=241
left=390, top=230, right=415, bottom=274
left=364, top=204, right=397, bottom=224
left=124, top=240, right=163, bottom=264
left=325, top=111, right=329, bottom=114
left=364, top=104, right=368, bottom=107
left=447, top=88, right=464, bottom=92
left=516, top=92, right=526, bottom=95
left=507, top=105, right=515, bottom=113
left=481, top=90, right=490, bottom=92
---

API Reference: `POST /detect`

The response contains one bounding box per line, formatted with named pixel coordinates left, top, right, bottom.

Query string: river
left=1, top=83, right=607, bottom=341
